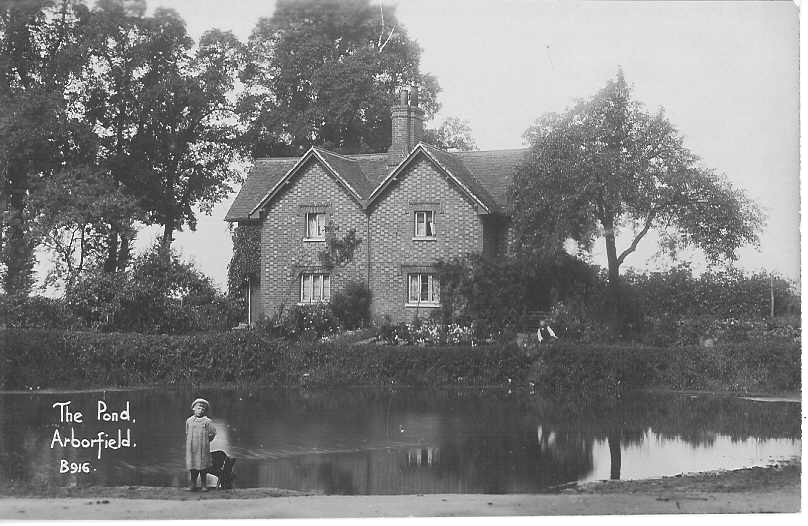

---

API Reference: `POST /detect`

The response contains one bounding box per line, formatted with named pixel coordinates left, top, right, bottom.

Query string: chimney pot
left=388, top=86, right=424, bottom=167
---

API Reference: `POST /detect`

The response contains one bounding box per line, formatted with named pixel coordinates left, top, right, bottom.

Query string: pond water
left=0, top=388, right=800, bottom=495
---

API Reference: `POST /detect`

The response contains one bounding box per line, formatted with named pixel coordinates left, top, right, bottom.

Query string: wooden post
left=247, top=275, right=252, bottom=326
left=770, top=273, right=775, bottom=319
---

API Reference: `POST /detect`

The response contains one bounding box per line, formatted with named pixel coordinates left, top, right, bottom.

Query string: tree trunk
left=607, top=431, right=622, bottom=480
left=117, top=228, right=132, bottom=271
left=603, top=220, right=622, bottom=335
left=161, top=221, right=174, bottom=262
left=103, top=229, right=120, bottom=273
left=1, top=170, right=35, bottom=296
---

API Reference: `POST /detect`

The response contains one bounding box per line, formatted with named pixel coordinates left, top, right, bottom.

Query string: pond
left=0, top=388, right=800, bottom=495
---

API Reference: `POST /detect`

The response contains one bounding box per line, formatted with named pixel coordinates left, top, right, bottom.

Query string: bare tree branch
left=617, top=210, right=656, bottom=266
left=379, top=25, right=396, bottom=53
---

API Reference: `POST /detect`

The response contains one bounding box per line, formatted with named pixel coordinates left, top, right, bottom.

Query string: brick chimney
left=387, top=86, right=424, bottom=167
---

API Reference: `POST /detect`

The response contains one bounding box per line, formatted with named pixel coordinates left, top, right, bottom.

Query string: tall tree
left=511, top=70, right=763, bottom=332
left=82, top=6, right=247, bottom=254
left=135, top=15, right=246, bottom=253
left=423, top=116, right=478, bottom=151
left=238, top=0, right=440, bottom=157
left=75, top=0, right=154, bottom=272
left=0, top=0, right=92, bottom=294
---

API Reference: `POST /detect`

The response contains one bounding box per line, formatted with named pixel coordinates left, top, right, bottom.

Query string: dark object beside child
left=210, top=450, right=237, bottom=489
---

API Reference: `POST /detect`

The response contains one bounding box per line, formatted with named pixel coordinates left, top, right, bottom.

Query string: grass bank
left=1, top=329, right=800, bottom=395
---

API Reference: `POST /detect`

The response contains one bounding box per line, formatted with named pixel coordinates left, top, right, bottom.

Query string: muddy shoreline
left=0, top=461, right=800, bottom=518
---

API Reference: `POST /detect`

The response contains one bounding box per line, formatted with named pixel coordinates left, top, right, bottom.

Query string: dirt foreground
left=0, top=462, right=799, bottom=519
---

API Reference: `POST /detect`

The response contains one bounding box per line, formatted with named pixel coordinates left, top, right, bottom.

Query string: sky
left=37, top=0, right=801, bottom=292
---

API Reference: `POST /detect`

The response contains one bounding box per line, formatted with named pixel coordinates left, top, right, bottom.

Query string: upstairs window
left=300, top=273, right=330, bottom=303
left=414, top=210, right=436, bottom=239
left=407, top=273, right=439, bottom=305
left=305, top=212, right=326, bottom=240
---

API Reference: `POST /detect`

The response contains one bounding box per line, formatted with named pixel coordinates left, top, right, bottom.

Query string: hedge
left=1, top=329, right=799, bottom=394
left=532, top=340, right=801, bottom=396
left=0, top=329, right=529, bottom=390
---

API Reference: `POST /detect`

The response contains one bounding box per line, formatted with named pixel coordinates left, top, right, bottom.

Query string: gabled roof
left=245, top=147, right=371, bottom=219
left=367, top=143, right=499, bottom=213
left=453, top=148, right=529, bottom=212
left=225, top=157, right=299, bottom=222
left=226, top=144, right=529, bottom=221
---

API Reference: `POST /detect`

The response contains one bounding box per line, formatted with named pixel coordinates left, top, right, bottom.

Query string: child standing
left=186, top=398, right=216, bottom=491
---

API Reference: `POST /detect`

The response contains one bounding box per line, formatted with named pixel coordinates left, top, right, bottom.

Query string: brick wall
left=260, top=159, right=368, bottom=319
left=367, top=157, right=485, bottom=321
left=257, top=154, right=504, bottom=323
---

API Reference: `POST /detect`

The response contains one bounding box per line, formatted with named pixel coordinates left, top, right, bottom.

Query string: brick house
left=225, top=89, right=528, bottom=324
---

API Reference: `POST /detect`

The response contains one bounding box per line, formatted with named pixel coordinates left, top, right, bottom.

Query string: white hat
left=191, top=398, right=210, bottom=411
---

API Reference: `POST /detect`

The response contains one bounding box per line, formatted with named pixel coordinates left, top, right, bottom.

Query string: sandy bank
left=0, top=463, right=799, bottom=519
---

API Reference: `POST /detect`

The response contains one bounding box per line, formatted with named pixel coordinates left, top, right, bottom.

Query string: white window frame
left=413, top=210, right=436, bottom=240
left=406, top=273, right=439, bottom=307
left=300, top=273, right=330, bottom=303
left=304, top=212, right=326, bottom=241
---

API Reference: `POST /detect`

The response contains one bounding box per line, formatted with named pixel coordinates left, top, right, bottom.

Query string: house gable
left=249, top=147, right=369, bottom=218
left=366, top=155, right=487, bottom=319
left=366, top=143, right=498, bottom=214
left=259, top=159, right=369, bottom=315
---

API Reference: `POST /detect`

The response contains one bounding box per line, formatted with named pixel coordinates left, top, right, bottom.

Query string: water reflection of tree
left=514, top=390, right=800, bottom=480
left=219, top=388, right=599, bottom=494
left=430, top=402, right=596, bottom=493
left=515, top=391, right=800, bottom=443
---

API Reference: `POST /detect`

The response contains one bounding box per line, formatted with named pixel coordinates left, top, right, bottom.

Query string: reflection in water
left=407, top=447, right=439, bottom=466
left=608, top=432, right=621, bottom=480
left=0, top=388, right=800, bottom=495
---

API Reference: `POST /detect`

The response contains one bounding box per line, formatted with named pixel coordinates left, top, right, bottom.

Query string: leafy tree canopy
left=1, top=0, right=94, bottom=294
left=423, top=116, right=478, bottom=151
left=81, top=3, right=248, bottom=251
left=511, top=69, right=763, bottom=290
left=238, top=0, right=440, bottom=157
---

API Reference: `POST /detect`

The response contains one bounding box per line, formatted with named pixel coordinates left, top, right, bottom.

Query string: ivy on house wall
left=227, top=223, right=262, bottom=295
left=319, top=221, right=362, bottom=269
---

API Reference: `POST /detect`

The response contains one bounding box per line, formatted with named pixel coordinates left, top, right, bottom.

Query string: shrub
left=638, top=316, right=800, bottom=347
left=330, top=281, right=372, bottom=329
left=0, top=294, right=80, bottom=329
left=63, top=243, right=239, bottom=334
left=376, top=318, right=496, bottom=346
left=227, top=223, right=261, bottom=296
left=64, top=269, right=128, bottom=330
left=378, top=315, right=396, bottom=344
left=187, top=296, right=246, bottom=332
left=280, top=303, right=340, bottom=340
left=435, top=253, right=596, bottom=331
left=624, top=264, right=800, bottom=319
left=0, top=329, right=529, bottom=390
left=0, top=329, right=291, bottom=389
left=532, top=340, right=801, bottom=397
